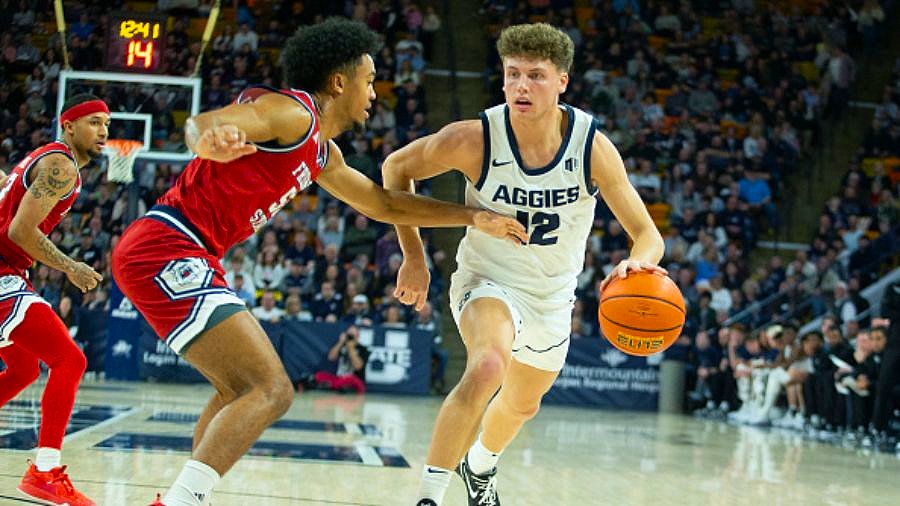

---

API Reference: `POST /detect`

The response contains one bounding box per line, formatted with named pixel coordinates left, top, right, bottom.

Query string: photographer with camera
left=312, top=325, right=370, bottom=394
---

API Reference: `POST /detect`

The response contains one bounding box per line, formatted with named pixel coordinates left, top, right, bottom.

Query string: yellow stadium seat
left=861, top=157, right=882, bottom=176
left=798, top=61, right=819, bottom=82
left=171, top=110, right=189, bottom=129
left=373, top=80, right=397, bottom=109
left=575, top=6, right=595, bottom=24
left=716, top=68, right=739, bottom=82
left=655, top=88, right=673, bottom=105
left=648, top=35, right=669, bottom=50
left=647, top=202, right=671, bottom=230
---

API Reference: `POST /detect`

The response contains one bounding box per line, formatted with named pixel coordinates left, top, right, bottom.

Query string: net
left=104, top=139, right=143, bottom=184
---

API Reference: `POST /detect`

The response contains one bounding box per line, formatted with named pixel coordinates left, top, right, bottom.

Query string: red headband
left=59, top=100, right=110, bottom=127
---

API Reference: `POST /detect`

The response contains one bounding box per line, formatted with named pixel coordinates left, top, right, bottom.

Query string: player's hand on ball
left=395, top=258, right=430, bottom=311
left=473, top=211, right=529, bottom=245
left=599, top=259, right=667, bottom=292
left=196, top=125, right=257, bottom=162
left=67, top=262, right=103, bottom=293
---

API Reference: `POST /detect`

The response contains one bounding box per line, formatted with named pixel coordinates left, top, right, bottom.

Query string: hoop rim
left=104, top=139, right=145, bottom=157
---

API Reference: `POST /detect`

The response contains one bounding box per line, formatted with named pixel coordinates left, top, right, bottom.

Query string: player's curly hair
left=497, top=23, right=574, bottom=72
left=282, top=18, right=379, bottom=93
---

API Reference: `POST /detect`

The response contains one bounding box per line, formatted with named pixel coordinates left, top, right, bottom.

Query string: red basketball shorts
left=112, top=207, right=245, bottom=354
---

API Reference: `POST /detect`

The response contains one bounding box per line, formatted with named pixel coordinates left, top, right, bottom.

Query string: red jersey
left=0, top=141, right=80, bottom=273
left=154, top=87, right=328, bottom=257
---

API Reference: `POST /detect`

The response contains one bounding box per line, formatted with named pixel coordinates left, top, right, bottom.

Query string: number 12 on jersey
left=516, top=210, right=560, bottom=245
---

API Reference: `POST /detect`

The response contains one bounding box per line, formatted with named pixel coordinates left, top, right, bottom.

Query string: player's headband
left=59, top=100, right=110, bottom=127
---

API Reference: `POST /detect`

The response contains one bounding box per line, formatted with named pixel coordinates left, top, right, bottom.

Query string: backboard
left=57, top=70, right=201, bottom=163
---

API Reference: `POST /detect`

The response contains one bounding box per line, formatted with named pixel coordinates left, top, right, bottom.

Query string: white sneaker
left=745, top=410, right=771, bottom=426
left=843, top=376, right=869, bottom=397
left=771, top=411, right=792, bottom=428
left=728, top=404, right=753, bottom=423
left=788, top=412, right=806, bottom=430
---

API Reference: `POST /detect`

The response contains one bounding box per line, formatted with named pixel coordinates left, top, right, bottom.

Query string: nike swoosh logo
left=426, top=467, right=448, bottom=474
left=491, top=159, right=512, bottom=167
left=466, top=481, right=479, bottom=500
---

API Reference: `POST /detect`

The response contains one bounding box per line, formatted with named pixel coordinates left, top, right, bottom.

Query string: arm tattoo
left=30, top=163, right=74, bottom=201
left=35, top=232, right=75, bottom=273
left=46, top=168, right=69, bottom=191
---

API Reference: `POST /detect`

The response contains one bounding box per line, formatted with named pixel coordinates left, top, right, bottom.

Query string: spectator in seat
left=254, top=250, right=286, bottom=292
left=225, top=255, right=256, bottom=295
left=310, top=281, right=343, bottom=322
left=231, top=273, right=256, bottom=308
left=688, top=330, right=724, bottom=410
left=285, top=229, right=316, bottom=266
left=738, top=169, right=778, bottom=232
left=343, top=294, right=374, bottom=326
left=251, top=290, right=284, bottom=323
left=283, top=294, right=312, bottom=322
left=72, top=229, right=103, bottom=269
left=232, top=22, right=259, bottom=53
left=342, top=214, right=379, bottom=262
left=281, top=261, right=313, bottom=300
left=728, top=329, right=765, bottom=422
left=381, top=304, right=408, bottom=328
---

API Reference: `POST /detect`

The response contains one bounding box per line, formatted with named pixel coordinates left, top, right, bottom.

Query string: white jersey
left=455, top=103, right=599, bottom=303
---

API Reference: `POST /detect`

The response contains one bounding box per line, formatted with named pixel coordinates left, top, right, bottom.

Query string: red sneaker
left=149, top=493, right=166, bottom=505
left=17, top=461, right=95, bottom=506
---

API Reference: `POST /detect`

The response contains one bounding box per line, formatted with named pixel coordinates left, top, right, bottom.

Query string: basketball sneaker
left=17, top=461, right=95, bottom=506
left=456, top=456, right=500, bottom=506
left=416, top=500, right=438, bottom=506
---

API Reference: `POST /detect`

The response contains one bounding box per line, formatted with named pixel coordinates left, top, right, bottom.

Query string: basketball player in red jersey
left=111, top=18, right=526, bottom=506
left=0, top=94, right=106, bottom=506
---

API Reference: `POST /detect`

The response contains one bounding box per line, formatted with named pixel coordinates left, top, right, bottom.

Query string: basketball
left=599, top=271, right=686, bottom=356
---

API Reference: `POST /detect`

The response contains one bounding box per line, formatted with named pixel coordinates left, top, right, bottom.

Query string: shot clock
left=106, top=12, right=167, bottom=73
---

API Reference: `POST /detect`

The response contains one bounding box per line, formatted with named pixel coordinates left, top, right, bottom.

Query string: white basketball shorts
left=448, top=267, right=574, bottom=372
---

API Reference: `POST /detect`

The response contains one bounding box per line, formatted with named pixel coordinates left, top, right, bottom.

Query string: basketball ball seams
left=600, top=294, right=685, bottom=314
left=599, top=311, right=684, bottom=333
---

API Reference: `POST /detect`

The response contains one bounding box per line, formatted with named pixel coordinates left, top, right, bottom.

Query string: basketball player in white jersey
left=383, top=23, right=666, bottom=506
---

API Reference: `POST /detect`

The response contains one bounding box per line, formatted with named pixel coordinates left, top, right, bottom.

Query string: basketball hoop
left=104, top=139, right=143, bottom=184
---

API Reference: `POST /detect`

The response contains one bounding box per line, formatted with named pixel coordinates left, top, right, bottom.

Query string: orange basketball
left=598, top=271, right=686, bottom=356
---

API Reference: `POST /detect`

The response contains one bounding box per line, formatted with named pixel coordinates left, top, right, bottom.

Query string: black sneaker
left=456, top=456, right=500, bottom=506
left=416, top=500, right=437, bottom=506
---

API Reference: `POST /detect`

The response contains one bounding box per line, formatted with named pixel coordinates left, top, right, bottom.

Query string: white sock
left=467, top=435, right=501, bottom=475
left=35, top=447, right=61, bottom=472
left=416, top=465, right=452, bottom=505
left=163, top=459, right=220, bottom=506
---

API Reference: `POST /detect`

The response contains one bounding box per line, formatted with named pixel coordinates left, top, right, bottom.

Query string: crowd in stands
left=0, top=1, right=448, bottom=390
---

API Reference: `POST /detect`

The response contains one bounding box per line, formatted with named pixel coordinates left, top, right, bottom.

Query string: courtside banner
left=279, top=321, right=433, bottom=395
left=544, top=338, right=661, bottom=410
left=105, top=280, right=141, bottom=380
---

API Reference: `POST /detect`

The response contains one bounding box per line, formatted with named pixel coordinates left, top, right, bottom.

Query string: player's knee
left=70, top=349, right=88, bottom=376
left=50, top=347, right=87, bottom=377
left=473, top=349, right=508, bottom=382
left=260, top=375, right=294, bottom=417
left=458, top=349, right=507, bottom=398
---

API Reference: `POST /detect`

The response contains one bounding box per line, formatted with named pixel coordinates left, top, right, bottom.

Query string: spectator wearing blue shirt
left=738, top=169, right=778, bottom=231
left=232, top=273, right=256, bottom=308
left=70, top=13, right=95, bottom=40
